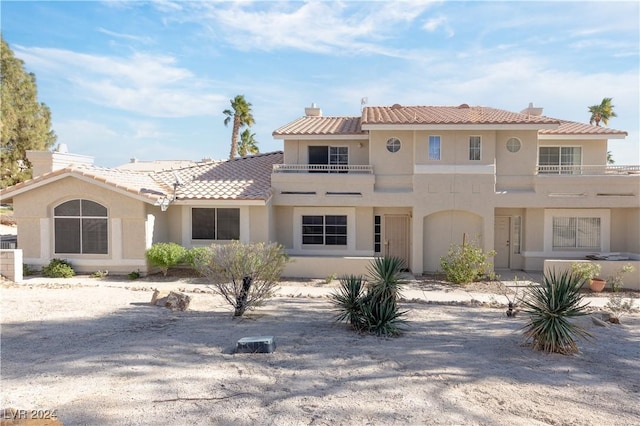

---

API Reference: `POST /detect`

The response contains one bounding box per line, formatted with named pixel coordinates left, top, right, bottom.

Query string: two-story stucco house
left=1, top=102, right=638, bottom=285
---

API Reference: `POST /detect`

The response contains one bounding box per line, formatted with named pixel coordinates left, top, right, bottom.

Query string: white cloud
left=97, top=27, right=154, bottom=44
left=157, top=1, right=438, bottom=55
left=13, top=46, right=226, bottom=118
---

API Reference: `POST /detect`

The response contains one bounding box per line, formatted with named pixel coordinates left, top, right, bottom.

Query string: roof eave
left=538, top=133, right=628, bottom=140
left=272, top=133, right=369, bottom=140
left=361, top=123, right=559, bottom=131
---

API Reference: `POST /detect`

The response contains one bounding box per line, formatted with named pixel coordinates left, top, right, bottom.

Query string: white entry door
left=494, top=217, right=510, bottom=269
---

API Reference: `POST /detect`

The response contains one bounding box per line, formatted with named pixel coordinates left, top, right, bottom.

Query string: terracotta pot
left=589, top=278, right=606, bottom=292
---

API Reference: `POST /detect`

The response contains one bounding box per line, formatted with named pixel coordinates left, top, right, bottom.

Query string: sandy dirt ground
left=1, top=274, right=639, bottom=426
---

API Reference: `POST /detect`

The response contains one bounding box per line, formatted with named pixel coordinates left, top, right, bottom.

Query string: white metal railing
left=536, top=165, right=640, bottom=175
left=273, top=164, right=374, bottom=174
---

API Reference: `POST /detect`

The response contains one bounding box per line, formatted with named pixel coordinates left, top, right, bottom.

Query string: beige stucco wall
left=12, top=176, right=150, bottom=274
left=422, top=210, right=484, bottom=273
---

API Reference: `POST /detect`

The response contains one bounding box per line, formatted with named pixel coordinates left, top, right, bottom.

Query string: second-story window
left=539, top=146, right=582, bottom=174
left=469, top=136, right=481, bottom=160
left=309, top=146, right=348, bottom=173
left=429, top=136, right=441, bottom=160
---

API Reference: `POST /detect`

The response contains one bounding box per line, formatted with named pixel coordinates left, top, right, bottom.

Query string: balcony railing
left=273, top=164, right=374, bottom=174
left=536, top=165, right=640, bottom=175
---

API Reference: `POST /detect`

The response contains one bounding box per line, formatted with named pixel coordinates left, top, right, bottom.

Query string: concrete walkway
left=13, top=270, right=619, bottom=310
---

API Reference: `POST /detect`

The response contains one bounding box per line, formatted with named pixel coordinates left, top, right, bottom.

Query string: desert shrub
left=42, top=258, right=75, bottom=278
left=145, top=242, right=187, bottom=276
left=608, top=263, right=635, bottom=292
left=128, top=270, right=141, bottom=280
left=330, top=256, right=408, bottom=336
left=90, top=270, right=108, bottom=278
left=185, top=246, right=211, bottom=274
left=200, top=241, right=289, bottom=317
left=440, top=238, right=496, bottom=284
left=520, top=270, right=592, bottom=354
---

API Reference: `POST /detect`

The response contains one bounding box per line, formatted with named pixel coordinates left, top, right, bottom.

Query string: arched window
left=54, top=200, right=108, bottom=254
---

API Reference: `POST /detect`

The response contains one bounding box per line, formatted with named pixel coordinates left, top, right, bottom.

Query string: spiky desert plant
left=330, top=257, right=409, bottom=336
left=330, top=275, right=367, bottom=331
left=521, top=270, right=592, bottom=354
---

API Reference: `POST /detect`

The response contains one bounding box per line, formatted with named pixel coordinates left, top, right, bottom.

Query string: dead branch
left=153, top=392, right=251, bottom=403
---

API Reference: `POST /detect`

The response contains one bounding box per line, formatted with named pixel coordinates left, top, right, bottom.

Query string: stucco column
left=111, top=218, right=122, bottom=261
left=411, top=208, right=424, bottom=274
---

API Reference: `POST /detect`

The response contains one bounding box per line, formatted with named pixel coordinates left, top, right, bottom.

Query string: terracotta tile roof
left=1, top=151, right=283, bottom=203
left=158, top=151, right=283, bottom=200
left=273, top=116, right=365, bottom=137
left=362, top=105, right=560, bottom=126
left=539, top=119, right=627, bottom=136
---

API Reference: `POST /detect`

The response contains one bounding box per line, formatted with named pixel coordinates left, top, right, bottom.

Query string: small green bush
left=90, top=270, right=108, bottom=278
left=185, top=246, right=211, bottom=275
left=128, top=270, right=141, bottom=280
left=440, top=238, right=496, bottom=284
left=145, top=243, right=187, bottom=276
left=42, top=258, right=75, bottom=278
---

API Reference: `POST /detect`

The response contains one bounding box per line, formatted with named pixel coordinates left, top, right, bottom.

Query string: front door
left=384, top=215, right=410, bottom=269
left=494, top=217, right=510, bottom=269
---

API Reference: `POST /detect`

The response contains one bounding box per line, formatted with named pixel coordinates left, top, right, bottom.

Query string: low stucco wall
left=544, top=259, right=640, bottom=291
left=0, top=249, right=23, bottom=282
left=284, top=256, right=375, bottom=279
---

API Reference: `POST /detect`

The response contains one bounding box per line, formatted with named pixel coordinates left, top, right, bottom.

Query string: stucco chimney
left=26, top=146, right=94, bottom=178
left=520, top=102, right=543, bottom=116
left=304, top=103, right=322, bottom=117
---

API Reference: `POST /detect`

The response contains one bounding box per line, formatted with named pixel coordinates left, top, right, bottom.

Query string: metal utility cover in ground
left=236, top=336, right=276, bottom=353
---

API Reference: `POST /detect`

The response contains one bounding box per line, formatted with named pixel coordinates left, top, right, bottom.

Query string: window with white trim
left=192, top=208, right=240, bottom=240
left=429, top=136, right=441, bottom=160
left=469, top=136, right=481, bottom=161
left=552, top=217, right=600, bottom=250
left=302, top=215, right=347, bottom=246
left=539, top=146, right=582, bottom=174
left=309, top=146, right=348, bottom=173
left=54, top=199, right=108, bottom=254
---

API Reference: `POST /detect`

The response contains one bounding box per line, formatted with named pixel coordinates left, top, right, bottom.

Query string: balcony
left=273, top=164, right=373, bottom=174
left=536, top=165, right=640, bottom=175
left=271, top=164, right=375, bottom=200
left=533, top=164, right=639, bottom=204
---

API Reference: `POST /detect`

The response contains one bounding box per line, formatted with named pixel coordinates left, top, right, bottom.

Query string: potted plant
left=571, top=261, right=605, bottom=292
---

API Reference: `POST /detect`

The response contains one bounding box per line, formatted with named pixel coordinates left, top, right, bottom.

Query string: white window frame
left=292, top=207, right=357, bottom=255
left=53, top=199, right=109, bottom=255
left=429, top=135, right=441, bottom=160
left=538, top=146, right=582, bottom=174
left=191, top=207, right=240, bottom=241
left=469, top=136, right=481, bottom=161
left=543, top=209, right=610, bottom=254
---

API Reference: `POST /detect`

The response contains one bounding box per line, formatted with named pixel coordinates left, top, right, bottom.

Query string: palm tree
left=223, top=95, right=255, bottom=159
left=238, top=129, right=259, bottom=157
left=588, top=97, right=617, bottom=127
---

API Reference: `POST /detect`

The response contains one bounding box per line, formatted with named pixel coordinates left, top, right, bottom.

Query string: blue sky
left=2, top=0, right=639, bottom=167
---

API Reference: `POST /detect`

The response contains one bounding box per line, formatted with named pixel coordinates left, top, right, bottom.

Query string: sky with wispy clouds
left=2, top=1, right=638, bottom=166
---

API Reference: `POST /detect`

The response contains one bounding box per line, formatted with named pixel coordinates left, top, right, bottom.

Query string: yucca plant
left=330, top=275, right=367, bottom=331
left=330, top=257, right=408, bottom=337
left=520, top=270, right=593, bottom=354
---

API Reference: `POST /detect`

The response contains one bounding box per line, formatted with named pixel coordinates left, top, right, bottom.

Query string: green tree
left=1, top=36, right=57, bottom=188
left=238, top=128, right=259, bottom=157
left=588, top=97, right=617, bottom=127
left=223, top=95, right=255, bottom=159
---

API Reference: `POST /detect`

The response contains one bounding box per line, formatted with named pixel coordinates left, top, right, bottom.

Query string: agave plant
left=520, top=270, right=592, bottom=354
